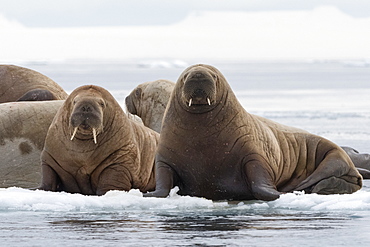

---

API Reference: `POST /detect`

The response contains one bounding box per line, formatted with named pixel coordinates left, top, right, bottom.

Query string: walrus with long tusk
left=39, top=85, right=159, bottom=195
left=126, top=78, right=370, bottom=179
left=0, top=65, right=68, bottom=103
left=144, top=64, right=362, bottom=201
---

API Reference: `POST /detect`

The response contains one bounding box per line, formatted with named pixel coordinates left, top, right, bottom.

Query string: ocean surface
left=1, top=60, right=370, bottom=246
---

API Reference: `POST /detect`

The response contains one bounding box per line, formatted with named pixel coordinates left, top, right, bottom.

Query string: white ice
left=1, top=182, right=370, bottom=212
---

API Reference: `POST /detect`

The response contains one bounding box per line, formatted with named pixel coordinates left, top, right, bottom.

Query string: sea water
left=1, top=60, right=370, bottom=246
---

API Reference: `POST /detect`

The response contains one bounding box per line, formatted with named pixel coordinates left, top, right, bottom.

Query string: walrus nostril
left=190, top=72, right=205, bottom=79
left=81, top=105, right=93, bottom=112
left=193, top=89, right=207, bottom=99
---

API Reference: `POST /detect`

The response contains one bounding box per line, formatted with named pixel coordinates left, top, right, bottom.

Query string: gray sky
left=1, top=0, right=370, bottom=27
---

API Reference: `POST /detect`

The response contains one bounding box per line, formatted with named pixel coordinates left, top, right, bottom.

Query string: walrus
left=39, top=85, right=159, bottom=195
left=126, top=79, right=370, bottom=179
left=125, top=79, right=175, bottom=133
left=144, top=64, right=362, bottom=201
left=0, top=64, right=68, bottom=103
left=0, top=100, right=64, bottom=188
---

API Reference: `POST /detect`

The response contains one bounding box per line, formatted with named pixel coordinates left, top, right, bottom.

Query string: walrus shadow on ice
left=144, top=64, right=362, bottom=201
left=38, top=85, right=159, bottom=195
left=125, top=77, right=370, bottom=179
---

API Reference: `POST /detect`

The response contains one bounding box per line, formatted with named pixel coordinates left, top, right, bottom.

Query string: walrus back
left=0, top=65, right=68, bottom=103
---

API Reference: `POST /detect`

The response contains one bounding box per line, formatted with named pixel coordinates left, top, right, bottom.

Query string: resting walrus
left=145, top=64, right=362, bottom=201
left=39, top=85, right=158, bottom=195
left=125, top=79, right=175, bottom=133
left=0, top=101, right=64, bottom=188
left=0, top=64, right=68, bottom=103
left=126, top=79, right=370, bottom=179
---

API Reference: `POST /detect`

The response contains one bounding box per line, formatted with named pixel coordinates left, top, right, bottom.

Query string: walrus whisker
left=207, top=98, right=211, bottom=105
left=71, top=127, right=78, bottom=141
left=93, top=128, right=97, bottom=144
left=188, top=98, right=192, bottom=107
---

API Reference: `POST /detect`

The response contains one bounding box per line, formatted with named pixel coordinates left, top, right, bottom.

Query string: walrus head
left=125, top=87, right=141, bottom=115
left=69, top=87, right=106, bottom=144
left=179, top=65, right=218, bottom=113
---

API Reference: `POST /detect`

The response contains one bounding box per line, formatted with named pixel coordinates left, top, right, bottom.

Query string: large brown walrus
left=0, top=101, right=64, bottom=188
left=126, top=78, right=370, bottom=179
left=39, top=85, right=159, bottom=195
left=0, top=64, right=68, bottom=103
left=125, top=79, right=175, bottom=133
left=144, top=64, right=362, bottom=201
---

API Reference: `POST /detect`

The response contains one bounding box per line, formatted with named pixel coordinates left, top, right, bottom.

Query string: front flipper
left=144, top=161, right=175, bottom=198
left=245, top=159, right=281, bottom=201
left=96, top=164, right=132, bottom=196
left=39, top=162, right=59, bottom=191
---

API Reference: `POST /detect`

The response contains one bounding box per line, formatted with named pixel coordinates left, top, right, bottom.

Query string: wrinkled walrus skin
left=0, top=101, right=64, bottom=188
left=126, top=78, right=370, bottom=179
left=0, top=64, right=68, bottom=103
left=145, top=64, right=362, bottom=201
left=125, top=79, right=175, bottom=133
left=39, top=85, right=159, bottom=195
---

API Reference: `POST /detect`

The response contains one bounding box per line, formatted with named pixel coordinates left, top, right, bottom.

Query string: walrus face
left=181, top=66, right=217, bottom=113
left=69, top=95, right=106, bottom=144
left=125, top=87, right=141, bottom=115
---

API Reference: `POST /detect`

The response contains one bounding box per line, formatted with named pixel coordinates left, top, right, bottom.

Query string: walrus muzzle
left=69, top=100, right=104, bottom=144
left=182, top=69, right=217, bottom=109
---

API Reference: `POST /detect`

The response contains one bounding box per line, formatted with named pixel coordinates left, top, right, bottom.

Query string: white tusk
left=207, top=98, right=211, bottom=105
left=93, top=128, right=97, bottom=144
left=71, top=127, right=78, bottom=141
left=188, top=98, right=192, bottom=107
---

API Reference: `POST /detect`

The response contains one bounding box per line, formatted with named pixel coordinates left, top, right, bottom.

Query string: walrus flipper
left=356, top=168, right=370, bottom=179
left=17, top=89, right=56, bottom=101
left=144, top=161, right=175, bottom=198
left=39, top=162, right=60, bottom=191
left=294, top=149, right=362, bottom=194
left=96, top=164, right=133, bottom=196
left=245, top=160, right=281, bottom=201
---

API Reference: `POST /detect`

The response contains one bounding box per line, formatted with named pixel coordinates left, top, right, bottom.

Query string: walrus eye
left=135, top=88, right=142, bottom=98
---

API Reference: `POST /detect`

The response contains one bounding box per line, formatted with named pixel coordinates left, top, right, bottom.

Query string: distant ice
left=137, top=59, right=188, bottom=69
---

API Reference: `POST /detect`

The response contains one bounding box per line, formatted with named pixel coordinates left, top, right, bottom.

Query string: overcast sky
left=1, top=0, right=370, bottom=27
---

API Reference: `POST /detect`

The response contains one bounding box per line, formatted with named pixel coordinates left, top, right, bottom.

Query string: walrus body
left=39, top=85, right=158, bottom=195
left=127, top=78, right=370, bottom=179
left=0, top=65, right=68, bottom=103
left=145, top=64, right=362, bottom=201
left=125, top=79, right=175, bottom=133
left=0, top=101, right=64, bottom=188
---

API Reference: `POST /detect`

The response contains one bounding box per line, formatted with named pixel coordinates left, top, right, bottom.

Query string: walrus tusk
left=71, top=127, right=78, bottom=141
left=207, top=98, right=211, bottom=105
left=93, top=128, right=97, bottom=144
left=188, top=98, right=192, bottom=107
